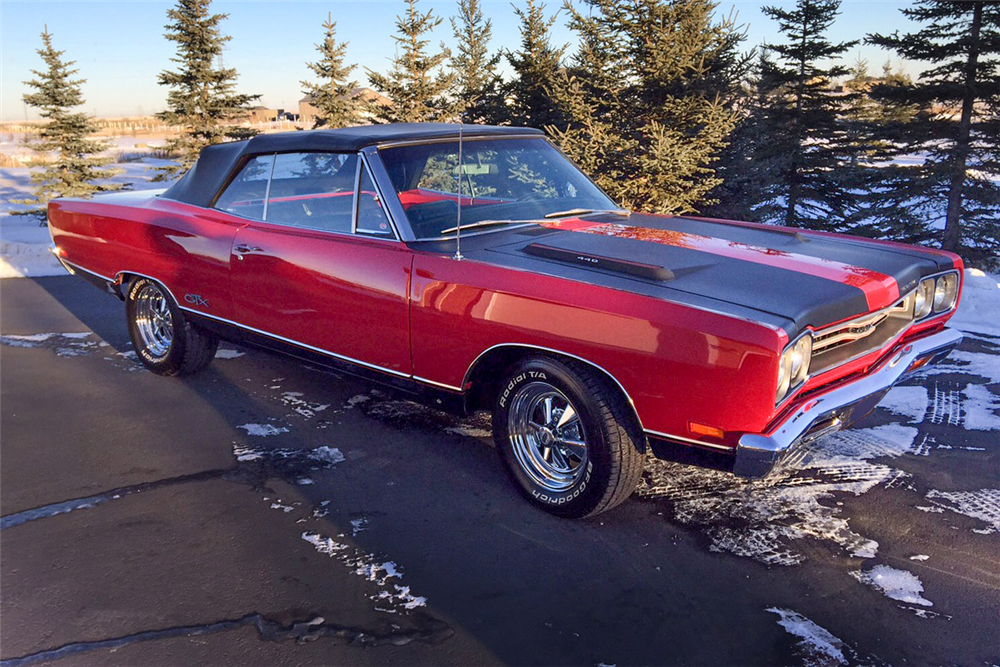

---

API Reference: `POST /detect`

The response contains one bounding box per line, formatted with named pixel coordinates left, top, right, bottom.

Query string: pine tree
left=301, top=13, right=361, bottom=129
left=551, top=0, right=750, bottom=214
left=703, top=50, right=783, bottom=222
left=14, top=28, right=124, bottom=218
left=751, top=0, right=858, bottom=229
left=506, top=0, right=567, bottom=129
left=156, top=0, right=260, bottom=179
left=868, top=1, right=1000, bottom=266
left=449, top=0, right=503, bottom=123
left=367, top=0, right=457, bottom=123
left=835, top=58, right=930, bottom=243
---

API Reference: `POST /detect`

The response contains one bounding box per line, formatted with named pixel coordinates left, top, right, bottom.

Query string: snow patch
left=961, top=383, right=1000, bottom=431
left=924, top=488, right=1000, bottom=534
left=950, top=269, right=1000, bottom=338
left=909, top=554, right=930, bottom=561
left=345, top=394, right=371, bottom=407
left=444, top=425, right=493, bottom=438
left=877, top=386, right=929, bottom=423
left=301, top=531, right=427, bottom=613
left=851, top=564, right=933, bottom=607
left=237, top=423, right=290, bottom=437
left=350, top=517, right=369, bottom=536
left=214, top=348, right=245, bottom=359
left=767, top=608, right=847, bottom=666
left=230, top=443, right=345, bottom=469
left=639, top=424, right=922, bottom=565
left=280, top=391, right=330, bottom=419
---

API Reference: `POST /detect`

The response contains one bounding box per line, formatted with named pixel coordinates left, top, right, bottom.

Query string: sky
left=0, top=0, right=922, bottom=122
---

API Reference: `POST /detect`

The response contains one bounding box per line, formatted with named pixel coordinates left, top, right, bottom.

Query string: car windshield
left=378, top=137, right=619, bottom=239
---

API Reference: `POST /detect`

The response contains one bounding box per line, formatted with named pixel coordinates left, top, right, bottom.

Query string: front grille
left=810, top=292, right=915, bottom=375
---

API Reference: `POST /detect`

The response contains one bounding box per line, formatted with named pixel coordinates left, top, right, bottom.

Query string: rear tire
left=492, top=356, right=645, bottom=518
left=125, top=277, right=217, bottom=376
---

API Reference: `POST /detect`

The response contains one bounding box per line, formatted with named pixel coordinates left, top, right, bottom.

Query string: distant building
left=247, top=106, right=280, bottom=123
left=298, top=87, right=391, bottom=126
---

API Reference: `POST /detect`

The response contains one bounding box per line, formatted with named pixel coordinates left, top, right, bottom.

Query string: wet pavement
left=2, top=276, right=998, bottom=666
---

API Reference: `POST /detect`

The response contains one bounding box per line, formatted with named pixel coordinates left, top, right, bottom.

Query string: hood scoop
left=525, top=242, right=675, bottom=281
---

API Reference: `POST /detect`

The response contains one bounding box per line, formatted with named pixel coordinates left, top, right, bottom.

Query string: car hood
left=477, top=214, right=955, bottom=333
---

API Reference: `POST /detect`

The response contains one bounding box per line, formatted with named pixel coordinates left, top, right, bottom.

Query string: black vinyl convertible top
left=162, top=123, right=544, bottom=208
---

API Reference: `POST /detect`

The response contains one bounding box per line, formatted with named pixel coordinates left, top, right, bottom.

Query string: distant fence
left=1, top=118, right=306, bottom=137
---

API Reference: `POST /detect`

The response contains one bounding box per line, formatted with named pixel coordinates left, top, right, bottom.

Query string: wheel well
left=464, top=345, right=645, bottom=438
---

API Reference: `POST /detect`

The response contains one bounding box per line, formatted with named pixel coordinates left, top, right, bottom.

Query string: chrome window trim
left=350, top=156, right=362, bottom=235
left=362, top=146, right=415, bottom=242
left=260, top=153, right=277, bottom=221
left=356, top=152, right=401, bottom=239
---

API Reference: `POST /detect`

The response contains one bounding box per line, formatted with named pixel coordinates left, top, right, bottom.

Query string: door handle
left=233, top=244, right=264, bottom=260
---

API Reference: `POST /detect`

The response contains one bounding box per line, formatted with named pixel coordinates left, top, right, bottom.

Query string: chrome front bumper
left=733, top=328, right=963, bottom=478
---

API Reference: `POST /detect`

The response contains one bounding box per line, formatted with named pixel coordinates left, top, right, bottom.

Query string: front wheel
left=493, top=356, right=645, bottom=518
left=126, top=278, right=218, bottom=376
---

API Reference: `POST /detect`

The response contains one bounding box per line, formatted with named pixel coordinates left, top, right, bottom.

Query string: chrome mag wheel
left=507, top=382, right=589, bottom=492
left=133, top=283, right=174, bottom=360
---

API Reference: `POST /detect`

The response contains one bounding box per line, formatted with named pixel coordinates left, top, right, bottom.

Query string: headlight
left=933, top=273, right=958, bottom=312
left=776, top=334, right=812, bottom=403
left=914, top=278, right=934, bottom=319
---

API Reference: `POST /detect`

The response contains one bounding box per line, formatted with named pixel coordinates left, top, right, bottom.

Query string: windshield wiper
left=439, top=219, right=523, bottom=235
left=544, top=208, right=630, bottom=219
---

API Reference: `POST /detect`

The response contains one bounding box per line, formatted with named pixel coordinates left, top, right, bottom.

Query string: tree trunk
left=942, top=1, right=982, bottom=253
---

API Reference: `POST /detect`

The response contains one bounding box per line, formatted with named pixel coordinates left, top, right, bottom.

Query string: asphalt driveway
left=2, top=276, right=998, bottom=666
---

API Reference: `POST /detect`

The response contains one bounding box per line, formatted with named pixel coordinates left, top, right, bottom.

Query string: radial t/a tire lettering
left=125, top=277, right=218, bottom=376
left=492, top=356, right=645, bottom=518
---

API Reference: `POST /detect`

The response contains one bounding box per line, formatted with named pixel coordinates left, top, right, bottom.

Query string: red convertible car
left=47, top=123, right=964, bottom=518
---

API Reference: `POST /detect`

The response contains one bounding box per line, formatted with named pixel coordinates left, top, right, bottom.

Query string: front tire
left=493, top=356, right=645, bottom=518
left=126, top=278, right=218, bottom=376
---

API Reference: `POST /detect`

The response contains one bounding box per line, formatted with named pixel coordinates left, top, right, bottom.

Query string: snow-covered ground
left=1, top=158, right=174, bottom=278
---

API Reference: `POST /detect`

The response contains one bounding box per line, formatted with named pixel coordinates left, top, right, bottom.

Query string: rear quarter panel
left=409, top=253, right=786, bottom=444
left=48, top=196, right=243, bottom=320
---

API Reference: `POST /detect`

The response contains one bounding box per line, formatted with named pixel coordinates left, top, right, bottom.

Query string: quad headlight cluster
left=774, top=271, right=959, bottom=406
left=914, top=272, right=959, bottom=320
left=776, top=333, right=812, bottom=404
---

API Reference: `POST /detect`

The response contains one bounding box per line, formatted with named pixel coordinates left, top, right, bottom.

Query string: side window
left=265, top=152, right=357, bottom=233
left=356, top=167, right=392, bottom=237
left=214, top=154, right=274, bottom=219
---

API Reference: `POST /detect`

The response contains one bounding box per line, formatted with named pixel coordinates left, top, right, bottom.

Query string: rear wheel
left=126, top=278, right=217, bottom=376
left=493, top=356, right=645, bottom=518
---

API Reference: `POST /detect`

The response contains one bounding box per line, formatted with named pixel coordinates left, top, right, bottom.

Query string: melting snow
left=231, top=443, right=345, bottom=468
left=214, top=348, right=245, bottom=359
left=350, top=517, right=369, bottom=536
left=238, top=423, right=290, bottom=437
left=640, top=424, right=921, bottom=565
left=301, top=531, right=427, bottom=613
left=950, top=269, right=1000, bottom=338
left=281, top=392, right=330, bottom=418
left=961, top=383, right=1000, bottom=431
left=877, top=386, right=929, bottom=423
left=851, top=565, right=933, bottom=607
left=924, top=489, right=1000, bottom=534
left=767, top=608, right=847, bottom=666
